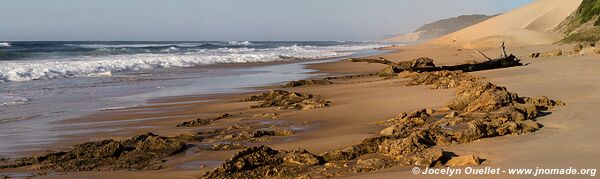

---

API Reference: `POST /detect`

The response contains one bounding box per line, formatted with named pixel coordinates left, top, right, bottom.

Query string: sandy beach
left=2, top=0, right=600, bottom=178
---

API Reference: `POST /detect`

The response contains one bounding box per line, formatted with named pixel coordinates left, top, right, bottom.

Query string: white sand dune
left=430, top=0, right=582, bottom=48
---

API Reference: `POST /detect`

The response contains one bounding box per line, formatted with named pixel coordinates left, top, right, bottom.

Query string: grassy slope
left=561, top=0, right=600, bottom=43
left=576, top=0, right=600, bottom=24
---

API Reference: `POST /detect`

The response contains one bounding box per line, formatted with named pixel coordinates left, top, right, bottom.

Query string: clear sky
left=0, top=0, right=533, bottom=41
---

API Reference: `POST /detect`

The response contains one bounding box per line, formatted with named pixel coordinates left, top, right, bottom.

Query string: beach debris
left=445, top=155, right=482, bottom=167
left=351, top=57, right=435, bottom=77
left=352, top=44, right=522, bottom=76
left=177, top=113, right=231, bottom=127
left=201, top=146, right=324, bottom=178
left=281, top=79, right=334, bottom=88
left=241, top=90, right=330, bottom=110
left=0, top=133, right=186, bottom=172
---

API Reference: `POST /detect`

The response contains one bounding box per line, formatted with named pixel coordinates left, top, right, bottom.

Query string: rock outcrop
left=177, top=113, right=231, bottom=127
left=241, top=90, right=330, bottom=110
left=201, top=146, right=324, bottom=178
left=282, top=79, right=333, bottom=88
left=1, top=133, right=186, bottom=172
left=445, top=155, right=482, bottom=167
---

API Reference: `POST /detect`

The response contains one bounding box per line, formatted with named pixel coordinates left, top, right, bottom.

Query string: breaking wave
left=0, top=42, right=10, bottom=48
left=0, top=43, right=387, bottom=82
left=228, top=41, right=253, bottom=46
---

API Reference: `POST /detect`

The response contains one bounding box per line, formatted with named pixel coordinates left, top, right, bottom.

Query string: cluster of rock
left=400, top=70, right=479, bottom=89
left=177, top=123, right=296, bottom=148
left=177, top=113, right=231, bottom=127
left=203, top=69, right=564, bottom=178
left=202, top=146, right=324, bottom=178
left=241, top=90, right=330, bottom=110
left=531, top=43, right=600, bottom=58
left=322, top=71, right=563, bottom=170
left=1, top=133, right=185, bottom=172
left=576, top=43, right=600, bottom=55
left=281, top=79, right=333, bottom=88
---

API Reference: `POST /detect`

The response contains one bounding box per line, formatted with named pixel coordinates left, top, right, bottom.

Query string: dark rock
left=201, top=146, right=321, bottom=179
left=282, top=79, right=333, bottom=88
left=177, top=113, right=231, bottom=127
left=241, top=90, right=330, bottom=110
left=5, top=133, right=186, bottom=172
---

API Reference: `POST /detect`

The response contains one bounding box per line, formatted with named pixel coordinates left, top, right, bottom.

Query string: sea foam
left=0, top=96, right=30, bottom=107
left=0, top=44, right=385, bottom=82
left=0, top=42, right=10, bottom=48
left=228, top=41, right=253, bottom=46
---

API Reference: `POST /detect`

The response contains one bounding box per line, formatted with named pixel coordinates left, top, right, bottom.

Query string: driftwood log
left=350, top=43, right=521, bottom=75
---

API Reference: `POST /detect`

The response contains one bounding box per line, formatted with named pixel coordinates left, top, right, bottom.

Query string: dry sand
left=430, top=0, right=583, bottom=48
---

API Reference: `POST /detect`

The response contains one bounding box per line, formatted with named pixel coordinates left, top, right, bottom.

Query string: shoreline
left=2, top=42, right=600, bottom=179
left=0, top=47, right=395, bottom=158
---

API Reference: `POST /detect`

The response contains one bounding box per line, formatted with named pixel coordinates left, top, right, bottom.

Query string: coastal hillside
left=430, top=0, right=583, bottom=48
left=555, top=0, right=600, bottom=43
left=386, top=15, right=492, bottom=42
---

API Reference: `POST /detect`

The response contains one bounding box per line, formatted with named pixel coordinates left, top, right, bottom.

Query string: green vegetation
left=575, top=0, right=600, bottom=24
left=560, top=0, right=600, bottom=43
left=562, top=27, right=600, bottom=43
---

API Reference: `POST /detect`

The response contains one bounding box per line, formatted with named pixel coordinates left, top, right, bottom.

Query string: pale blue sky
left=0, top=0, right=533, bottom=41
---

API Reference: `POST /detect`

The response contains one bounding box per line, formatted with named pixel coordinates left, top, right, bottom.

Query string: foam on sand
left=430, top=0, right=583, bottom=47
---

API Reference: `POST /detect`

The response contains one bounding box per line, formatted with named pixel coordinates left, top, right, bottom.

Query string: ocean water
left=0, top=41, right=387, bottom=82
left=0, top=41, right=395, bottom=156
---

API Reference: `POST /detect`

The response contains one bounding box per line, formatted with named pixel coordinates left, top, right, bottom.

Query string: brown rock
left=380, top=126, right=398, bottom=136
left=282, top=79, right=333, bottom=88
left=241, top=90, right=330, bottom=110
left=445, top=155, right=482, bottom=167
left=573, top=44, right=584, bottom=53
left=252, top=113, right=279, bottom=119
left=354, top=158, right=390, bottom=172
left=445, top=111, right=459, bottom=118
left=201, top=146, right=320, bottom=178
left=177, top=113, right=231, bottom=127
left=10, top=133, right=186, bottom=172
left=541, top=49, right=563, bottom=57
left=283, top=149, right=324, bottom=166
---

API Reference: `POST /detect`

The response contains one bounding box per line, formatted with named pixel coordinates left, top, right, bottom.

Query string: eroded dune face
left=430, top=0, right=583, bottom=48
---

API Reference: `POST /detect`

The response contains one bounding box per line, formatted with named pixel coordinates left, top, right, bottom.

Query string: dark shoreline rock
left=201, top=146, right=324, bottom=178
left=281, top=79, right=334, bottom=88
left=177, top=113, right=231, bottom=127
left=0, top=133, right=186, bottom=172
left=241, top=90, right=330, bottom=110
